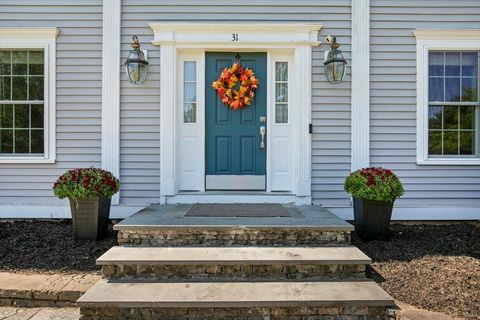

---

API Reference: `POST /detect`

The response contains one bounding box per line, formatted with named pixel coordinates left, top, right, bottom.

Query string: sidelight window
left=275, top=61, right=288, bottom=123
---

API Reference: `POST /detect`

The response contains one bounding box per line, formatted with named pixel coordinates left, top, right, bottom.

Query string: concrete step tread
left=77, top=280, right=394, bottom=308
left=97, top=246, right=371, bottom=265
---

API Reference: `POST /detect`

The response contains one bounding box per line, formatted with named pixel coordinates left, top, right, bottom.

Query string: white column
left=294, top=45, right=312, bottom=197
left=351, top=0, right=370, bottom=171
left=159, top=43, right=177, bottom=197
left=101, top=0, right=121, bottom=204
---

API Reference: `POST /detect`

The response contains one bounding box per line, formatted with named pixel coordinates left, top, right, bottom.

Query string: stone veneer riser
left=102, top=263, right=366, bottom=280
left=117, top=229, right=351, bottom=246
left=80, top=306, right=389, bottom=320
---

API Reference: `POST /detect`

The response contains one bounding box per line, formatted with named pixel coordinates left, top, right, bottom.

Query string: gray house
left=0, top=0, right=479, bottom=220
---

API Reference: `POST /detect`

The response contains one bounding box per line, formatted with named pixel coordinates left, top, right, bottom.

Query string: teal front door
left=205, top=52, right=267, bottom=190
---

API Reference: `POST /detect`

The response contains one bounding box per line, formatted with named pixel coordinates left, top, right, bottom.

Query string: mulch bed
left=0, top=219, right=116, bottom=274
left=1, top=220, right=479, bottom=319
left=353, top=223, right=480, bottom=320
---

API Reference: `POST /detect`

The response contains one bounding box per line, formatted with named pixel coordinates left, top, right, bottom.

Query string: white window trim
left=414, top=29, right=480, bottom=165
left=0, top=28, right=58, bottom=163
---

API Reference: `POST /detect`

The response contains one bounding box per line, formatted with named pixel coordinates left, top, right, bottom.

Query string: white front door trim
left=150, top=23, right=321, bottom=204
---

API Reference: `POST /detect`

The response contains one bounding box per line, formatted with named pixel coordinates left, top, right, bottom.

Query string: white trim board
left=328, top=206, right=480, bottom=221
left=149, top=23, right=322, bottom=47
left=166, top=193, right=311, bottom=205
left=350, top=0, right=370, bottom=171
left=1, top=204, right=477, bottom=220
left=0, top=205, right=146, bottom=219
left=101, top=0, right=121, bottom=204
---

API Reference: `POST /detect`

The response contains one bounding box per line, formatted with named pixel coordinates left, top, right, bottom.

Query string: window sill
left=417, top=158, right=480, bottom=166
left=0, top=157, right=55, bottom=164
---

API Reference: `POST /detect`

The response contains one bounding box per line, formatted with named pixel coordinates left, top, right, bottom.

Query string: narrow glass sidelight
left=183, top=61, right=197, bottom=123
left=275, top=61, right=288, bottom=123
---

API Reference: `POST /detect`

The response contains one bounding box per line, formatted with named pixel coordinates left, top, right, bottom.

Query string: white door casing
left=150, top=23, right=321, bottom=203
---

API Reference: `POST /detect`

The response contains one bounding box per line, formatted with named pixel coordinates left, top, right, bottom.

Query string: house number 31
left=232, top=33, right=239, bottom=41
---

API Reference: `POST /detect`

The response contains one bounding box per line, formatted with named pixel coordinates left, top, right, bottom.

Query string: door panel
left=205, top=52, right=267, bottom=190
left=215, top=136, right=231, bottom=173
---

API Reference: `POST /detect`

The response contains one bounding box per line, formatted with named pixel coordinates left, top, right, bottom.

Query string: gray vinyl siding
left=370, top=0, right=480, bottom=206
left=120, top=0, right=352, bottom=206
left=0, top=0, right=103, bottom=204
left=3, top=0, right=477, bottom=210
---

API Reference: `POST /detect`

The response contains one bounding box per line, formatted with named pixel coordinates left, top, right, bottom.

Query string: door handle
left=259, top=126, right=266, bottom=149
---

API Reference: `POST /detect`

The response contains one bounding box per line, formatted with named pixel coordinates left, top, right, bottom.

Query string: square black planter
left=353, top=197, right=394, bottom=240
left=69, top=197, right=111, bottom=240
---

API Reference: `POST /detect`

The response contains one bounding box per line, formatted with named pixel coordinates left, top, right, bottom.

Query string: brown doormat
left=185, top=203, right=291, bottom=217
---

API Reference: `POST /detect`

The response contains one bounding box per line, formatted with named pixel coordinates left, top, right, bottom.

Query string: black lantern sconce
left=125, top=35, right=149, bottom=84
left=323, top=36, right=347, bottom=84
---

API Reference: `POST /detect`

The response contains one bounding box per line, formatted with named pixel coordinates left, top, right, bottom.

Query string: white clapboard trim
left=351, top=0, right=370, bottom=171
left=101, top=0, right=121, bottom=204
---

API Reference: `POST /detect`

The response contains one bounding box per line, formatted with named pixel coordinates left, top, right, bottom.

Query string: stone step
left=114, top=204, right=353, bottom=246
left=117, top=227, right=352, bottom=247
left=98, top=246, right=370, bottom=280
left=78, top=280, right=395, bottom=320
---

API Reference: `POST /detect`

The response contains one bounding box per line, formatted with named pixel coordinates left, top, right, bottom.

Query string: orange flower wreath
left=212, top=63, right=259, bottom=110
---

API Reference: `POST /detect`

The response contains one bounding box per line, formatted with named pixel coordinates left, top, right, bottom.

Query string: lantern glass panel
left=324, top=50, right=346, bottom=84
left=125, top=49, right=148, bottom=84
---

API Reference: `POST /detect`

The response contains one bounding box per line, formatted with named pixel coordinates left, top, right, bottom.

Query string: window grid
left=275, top=61, right=288, bottom=124
left=0, top=49, right=44, bottom=155
left=428, top=51, right=479, bottom=157
left=428, top=106, right=476, bottom=156
left=183, top=61, right=197, bottom=123
left=428, top=52, right=478, bottom=104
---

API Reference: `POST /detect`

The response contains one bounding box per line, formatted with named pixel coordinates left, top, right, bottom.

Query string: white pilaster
left=294, top=45, right=312, bottom=197
left=101, top=0, right=121, bottom=204
left=351, top=0, right=370, bottom=171
left=159, top=43, right=177, bottom=197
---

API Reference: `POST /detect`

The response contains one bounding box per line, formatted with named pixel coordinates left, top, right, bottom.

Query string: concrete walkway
left=0, top=272, right=100, bottom=307
left=0, top=302, right=461, bottom=320
left=396, top=302, right=461, bottom=320
left=0, top=307, right=79, bottom=320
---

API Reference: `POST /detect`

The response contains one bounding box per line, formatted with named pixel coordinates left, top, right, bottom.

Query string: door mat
left=185, top=203, right=291, bottom=217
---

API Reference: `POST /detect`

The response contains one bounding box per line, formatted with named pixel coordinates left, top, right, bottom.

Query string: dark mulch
left=1, top=220, right=479, bottom=319
left=353, top=223, right=480, bottom=320
left=0, top=219, right=117, bottom=274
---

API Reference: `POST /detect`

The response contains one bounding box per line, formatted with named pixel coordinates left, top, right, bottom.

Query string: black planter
left=68, top=197, right=111, bottom=240
left=353, top=197, right=394, bottom=240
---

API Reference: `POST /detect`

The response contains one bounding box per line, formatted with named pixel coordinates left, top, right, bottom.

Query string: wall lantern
left=323, top=35, right=347, bottom=84
left=125, top=35, right=149, bottom=84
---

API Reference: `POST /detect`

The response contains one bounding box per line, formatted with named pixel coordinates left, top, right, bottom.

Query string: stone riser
left=80, top=306, right=388, bottom=320
left=118, top=229, right=351, bottom=246
left=102, top=263, right=366, bottom=280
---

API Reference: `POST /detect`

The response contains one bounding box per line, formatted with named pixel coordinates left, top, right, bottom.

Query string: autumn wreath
left=212, top=63, right=259, bottom=110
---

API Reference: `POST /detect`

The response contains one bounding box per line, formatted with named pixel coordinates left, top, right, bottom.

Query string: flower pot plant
left=53, top=168, right=120, bottom=240
left=344, top=167, right=404, bottom=240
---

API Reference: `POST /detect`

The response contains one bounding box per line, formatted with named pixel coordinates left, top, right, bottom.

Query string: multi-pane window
left=183, top=61, right=197, bottom=123
left=428, top=51, right=479, bottom=156
left=0, top=50, right=44, bottom=155
left=275, top=62, right=288, bottom=123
